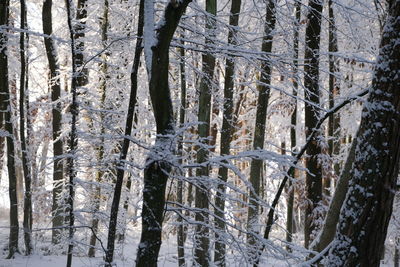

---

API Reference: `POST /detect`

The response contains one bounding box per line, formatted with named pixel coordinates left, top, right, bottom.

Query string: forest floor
left=0, top=218, right=177, bottom=267
left=0, top=216, right=395, bottom=266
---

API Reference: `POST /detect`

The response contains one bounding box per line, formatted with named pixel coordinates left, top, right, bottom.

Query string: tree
left=176, top=30, right=187, bottom=267
left=135, top=0, right=192, bottom=266
left=104, top=0, right=144, bottom=264
left=42, top=0, right=64, bottom=244
left=325, top=1, right=400, bottom=265
left=310, top=135, right=357, bottom=253
left=1, top=0, right=19, bottom=259
left=214, top=0, right=241, bottom=265
left=325, top=0, right=341, bottom=196
left=88, top=0, right=110, bottom=258
left=74, top=0, right=88, bottom=87
left=287, top=0, right=301, bottom=250
left=19, top=0, right=32, bottom=255
left=194, top=0, right=217, bottom=265
left=246, top=0, right=277, bottom=259
left=303, top=0, right=324, bottom=248
left=65, top=0, right=80, bottom=265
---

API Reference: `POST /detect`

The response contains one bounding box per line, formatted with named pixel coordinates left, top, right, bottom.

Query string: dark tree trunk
left=246, top=0, right=276, bottom=260
left=310, top=136, right=357, bottom=253
left=88, top=0, right=109, bottom=258
left=395, top=236, right=400, bottom=267
left=1, top=0, right=19, bottom=259
left=103, top=0, right=143, bottom=265
left=326, top=1, right=400, bottom=265
left=255, top=89, right=368, bottom=266
left=42, top=0, right=64, bottom=244
left=303, top=0, right=324, bottom=248
left=19, top=0, right=32, bottom=255
left=325, top=0, right=341, bottom=197
left=194, top=0, right=217, bottom=265
left=177, top=31, right=187, bottom=267
left=135, top=1, right=192, bottom=266
left=287, top=0, right=300, bottom=250
left=65, top=0, right=80, bottom=265
left=74, top=0, right=88, bottom=86
left=214, top=0, right=241, bottom=265
left=0, top=112, right=4, bottom=182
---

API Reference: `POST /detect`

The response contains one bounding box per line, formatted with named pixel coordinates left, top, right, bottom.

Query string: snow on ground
left=4, top=216, right=390, bottom=266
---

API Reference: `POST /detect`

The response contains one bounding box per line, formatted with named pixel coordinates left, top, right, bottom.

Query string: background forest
left=0, top=0, right=399, bottom=266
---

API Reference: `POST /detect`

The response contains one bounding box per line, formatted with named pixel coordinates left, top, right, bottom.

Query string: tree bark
left=177, top=30, right=187, bottom=267
left=135, top=1, right=191, bottom=266
left=42, top=0, right=64, bottom=244
left=254, top=89, right=368, bottom=267
left=1, top=0, right=19, bottom=259
left=246, top=0, right=276, bottom=260
left=88, top=0, right=109, bottom=258
left=286, top=0, right=300, bottom=251
left=103, top=0, right=144, bottom=265
left=303, top=0, right=324, bottom=248
left=19, top=0, right=32, bottom=255
left=194, top=0, right=217, bottom=265
left=74, top=0, right=88, bottom=86
left=325, top=1, right=400, bottom=265
left=65, top=0, right=80, bottom=265
left=310, top=136, right=357, bottom=252
left=325, top=0, right=341, bottom=197
left=214, top=0, right=241, bottom=265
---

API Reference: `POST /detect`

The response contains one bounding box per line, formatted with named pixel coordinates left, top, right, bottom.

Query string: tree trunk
left=0, top=112, right=4, bottom=182
left=177, top=30, right=187, bottom=267
left=42, top=0, right=65, bottom=244
left=246, top=0, right=276, bottom=260
left=303, top=0, right=324, bottom=248
left=135, top=1, right=191, bottom=266
left=325, top=0, right=341, bottom=197
left=214, top=0, right=241, bottom=265
left=254, top=89, right=368, bottom=266
left=395, top=236, right=400, bottom=267
left=88, top=0, right=109, bottom=258
left=74, top=0, right=88, bottom=87
left=310, top=134, right=357, bottom=254
left=286, top=0, right=300, bottom=251
left=1, top=0, right=19, bottom=259
left=325, top=1, right=400, bottom=265
left=103, top=0, right=143, bottom=265
left=194, top=0, right=217, bottom=265
left=19, top=0, right=32, bottom=255
left=65, top=0, right=80, bottom=265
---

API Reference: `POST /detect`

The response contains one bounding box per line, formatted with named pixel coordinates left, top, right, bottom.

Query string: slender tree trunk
left=194, top=0, right=217, bottom=265
left=65, top=0, right=80, bottom=265
left=103, top=0, right=144, bottom=265
left=74, top=0, right=88, bottom=87
left=310, top=137, right=357, bottom=252
left=19, top=0, right=32, bottom=255
left=395, top=236, right=400, bottom=267
left=214, top=0, right=241, bottom=265
left=135, top=1, right=191, bottom=266
left=0, top=112, right=4, bottom=182
left=303, top=0, right=324, bottom=248
left=254, top=89, right=369, bottom=266
left=42, top=0, right=65, bottom=244
left=325, top=0, right=340, bottom=197
left=88, top=0, right=109, bottom=257
left=1, top=0, right=19, bottom=259
left=177, top=31, right=187, bottom=267
left=286, top=0, right=300, bottom=251
left=246, top=0, right=276, bottom=260
left=325, top=2, right=400, bottom=265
